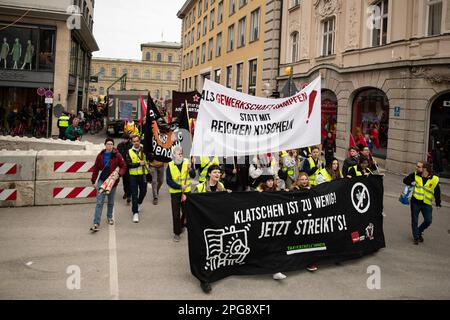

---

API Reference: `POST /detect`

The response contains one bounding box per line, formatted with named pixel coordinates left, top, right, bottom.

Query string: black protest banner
left=186, top=176, right=385, bottom=284
left=172, top=91, right=201, bottom=120
left=143, top=93, right=182, bottom=163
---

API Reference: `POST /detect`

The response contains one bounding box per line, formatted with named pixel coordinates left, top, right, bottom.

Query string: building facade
left=278, top=0, right=450, bottom=176
left=177, top=0, right=282, bottom=97
left=0, top=0, right=98, bottom=135
left=89, top=41, right=181, bottom=104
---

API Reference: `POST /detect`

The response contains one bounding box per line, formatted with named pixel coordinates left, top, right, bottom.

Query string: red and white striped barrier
left=0, top=163, right=17, bottom=175
left=54, top=161, right=94, bottom=173
left=0, top=189, right=17, bottom=201
left=53, top=187, right=97, bottom=199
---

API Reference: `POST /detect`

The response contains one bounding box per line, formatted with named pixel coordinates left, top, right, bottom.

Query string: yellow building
left=177, top=0, right=281, bottom=97
left=89, top=41, right=181, bottom=103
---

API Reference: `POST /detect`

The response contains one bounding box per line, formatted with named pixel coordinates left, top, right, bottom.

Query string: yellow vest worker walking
left=125, top=135, right=149, bottom=223
left=166, top=146, right=196, bottom=243
left=57, top=113, right=70, bottom=140
left=403, top=161, right=441, bottom=245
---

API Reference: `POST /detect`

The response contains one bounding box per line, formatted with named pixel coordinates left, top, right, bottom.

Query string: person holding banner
left=342, top=147, right=359, bottom=177
left=126, top=135, right=149, bottom=223
left=360, top=146, right=379, bottom=174
left=347, top=157, right=373, bottom=178
left=249, top=154, right=276, bottom=190
left=166, top=146, right=196, bottom=242
left=292, top=172, right=319, bottom=272
left=316, top=158, right=342, bottom=185
left=198, top=156, right=220, bottom=184
left=403, top=162, right=441, bottom=245
left=90, top=138, right=127, bottom=232
left=301, top=146, right=323, bottom=188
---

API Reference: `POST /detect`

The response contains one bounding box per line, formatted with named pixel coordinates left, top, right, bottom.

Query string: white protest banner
left=190, top=76, right=321, bottom=157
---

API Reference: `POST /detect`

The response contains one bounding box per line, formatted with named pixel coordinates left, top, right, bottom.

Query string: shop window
left=352, top=88, right=389, bottom=159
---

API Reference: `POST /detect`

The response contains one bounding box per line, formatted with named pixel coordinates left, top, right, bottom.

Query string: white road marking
left=109, top=211, right=119, bottom=300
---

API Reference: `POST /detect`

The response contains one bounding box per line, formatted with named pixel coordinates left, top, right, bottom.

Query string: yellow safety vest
left=318, top=168, right=342, bottom=182
left=58, top=115, right=70, bottom=128
left=308, top=157, right=321, bottom=186
left=128, top=149, right=149, bottom=175
left=351, top=165, right=373, bottom=177
left=196, top=181, right=225, bottom=193
left=413, top=174, right=439, bottom=205
left=199, top=156, right=219, bottom=183
left=168, top=159, right=191, bottom=194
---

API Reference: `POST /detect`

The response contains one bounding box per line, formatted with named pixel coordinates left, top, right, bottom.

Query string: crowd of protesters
left=88, top=128, right=441, bottom=295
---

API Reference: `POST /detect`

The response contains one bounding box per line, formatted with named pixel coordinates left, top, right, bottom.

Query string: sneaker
left=273, top=272, right=287, bottom=280
left=133, top=213, right=139, bottom=223
left=306, top=264, right=318, bottom=272
left=108, top=218, right=114, bottom=225
left=90, top=224, right=99, bottom=232
left=413, top=239, right=419, bottom=245
left=200, top=282, right=212, bottom=294
left=126, top=197, right=131, bottom=204
left=153, top=198, right=158, bottom=205
left=418, top=235, right=424, bottom=243
left=173, top=234, right=181, bottom=242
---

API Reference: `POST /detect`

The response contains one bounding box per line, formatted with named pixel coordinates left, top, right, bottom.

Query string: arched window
left=168, top=54, right=173, bottom=63
left=145, top=52, right=151, bottom=61
left=157, top=53, right=162, bottom=62
left=166, top=71, right=172, bottom=81
left=290, top=32, right=299, bottom=62
left=352, top=88, right=390, bottom=158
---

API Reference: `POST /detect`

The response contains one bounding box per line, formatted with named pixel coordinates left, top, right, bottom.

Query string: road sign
left=45, top=97, right=53, bottom=104
left=394, top=106, right=401, bottom=117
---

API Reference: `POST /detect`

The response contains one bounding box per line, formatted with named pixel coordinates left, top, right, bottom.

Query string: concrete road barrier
left=0, top=136, right=91, bottom=151
left=36, top=150, right=98, bottom=181
left=0, top=150, right=37, bottom=181
left=35, top=179, right=99, bottom=206
left=0, top=181, right=35, bottom=207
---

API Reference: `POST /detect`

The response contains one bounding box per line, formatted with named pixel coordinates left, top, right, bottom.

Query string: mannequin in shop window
left=10, top=38, right=21, bottom=69
left=21, top=40, right=34, bottom=70
left=1, top=38, right=9, bottom=68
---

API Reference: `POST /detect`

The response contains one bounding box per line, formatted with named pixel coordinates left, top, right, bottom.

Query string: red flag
left=349, top=133, right=357, bottom=148
left=139, top=95, right=147, bottom=126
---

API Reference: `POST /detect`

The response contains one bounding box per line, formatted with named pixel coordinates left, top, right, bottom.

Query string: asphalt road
left=0, top=168, right=449, bottom=300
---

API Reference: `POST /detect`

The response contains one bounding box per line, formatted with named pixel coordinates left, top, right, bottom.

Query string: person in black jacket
left=403, top=161, right=441, bottom=245
left=117, top=133, right=132, bottom=203
left=342, top=147, right=359, bottom=176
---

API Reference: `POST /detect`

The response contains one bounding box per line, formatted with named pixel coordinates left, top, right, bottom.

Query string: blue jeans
left=93, top=180, right=117, bottom=225
left=410, top=201, right=433, bottom=240
left=130, top=175, right=147, bottom=214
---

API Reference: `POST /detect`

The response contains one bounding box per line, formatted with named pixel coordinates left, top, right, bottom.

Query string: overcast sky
left=92, top=0, right=186, bottom=60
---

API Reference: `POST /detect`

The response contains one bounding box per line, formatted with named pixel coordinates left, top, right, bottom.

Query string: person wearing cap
left=117, top=133, right=132, bottom=203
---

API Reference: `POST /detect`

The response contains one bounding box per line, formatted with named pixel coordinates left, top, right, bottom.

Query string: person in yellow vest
left=346, top=157, right=373, bottom=178
left=198, top=156, right=220, bottom=183
left=124, top=120, right=139, bottom=137
left=194, top=164, right=230, bottom=294
left=57, top=112, right=70, bottom=139
left=316, top=158, right=342, bottom=185
left=301, top=146, right=323, bottom=187
left=292, top=172, right=318, bottom=272
left=125, top=135, right=149, bottom=223
left=166, top=146, right=196, bottom=242
left=403, top=161, right=441, bottom=245
left=283, top=149, right=301, bottom=189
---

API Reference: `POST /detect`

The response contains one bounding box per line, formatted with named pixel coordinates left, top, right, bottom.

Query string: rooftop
left=140, top=41, right=182, bottom=50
